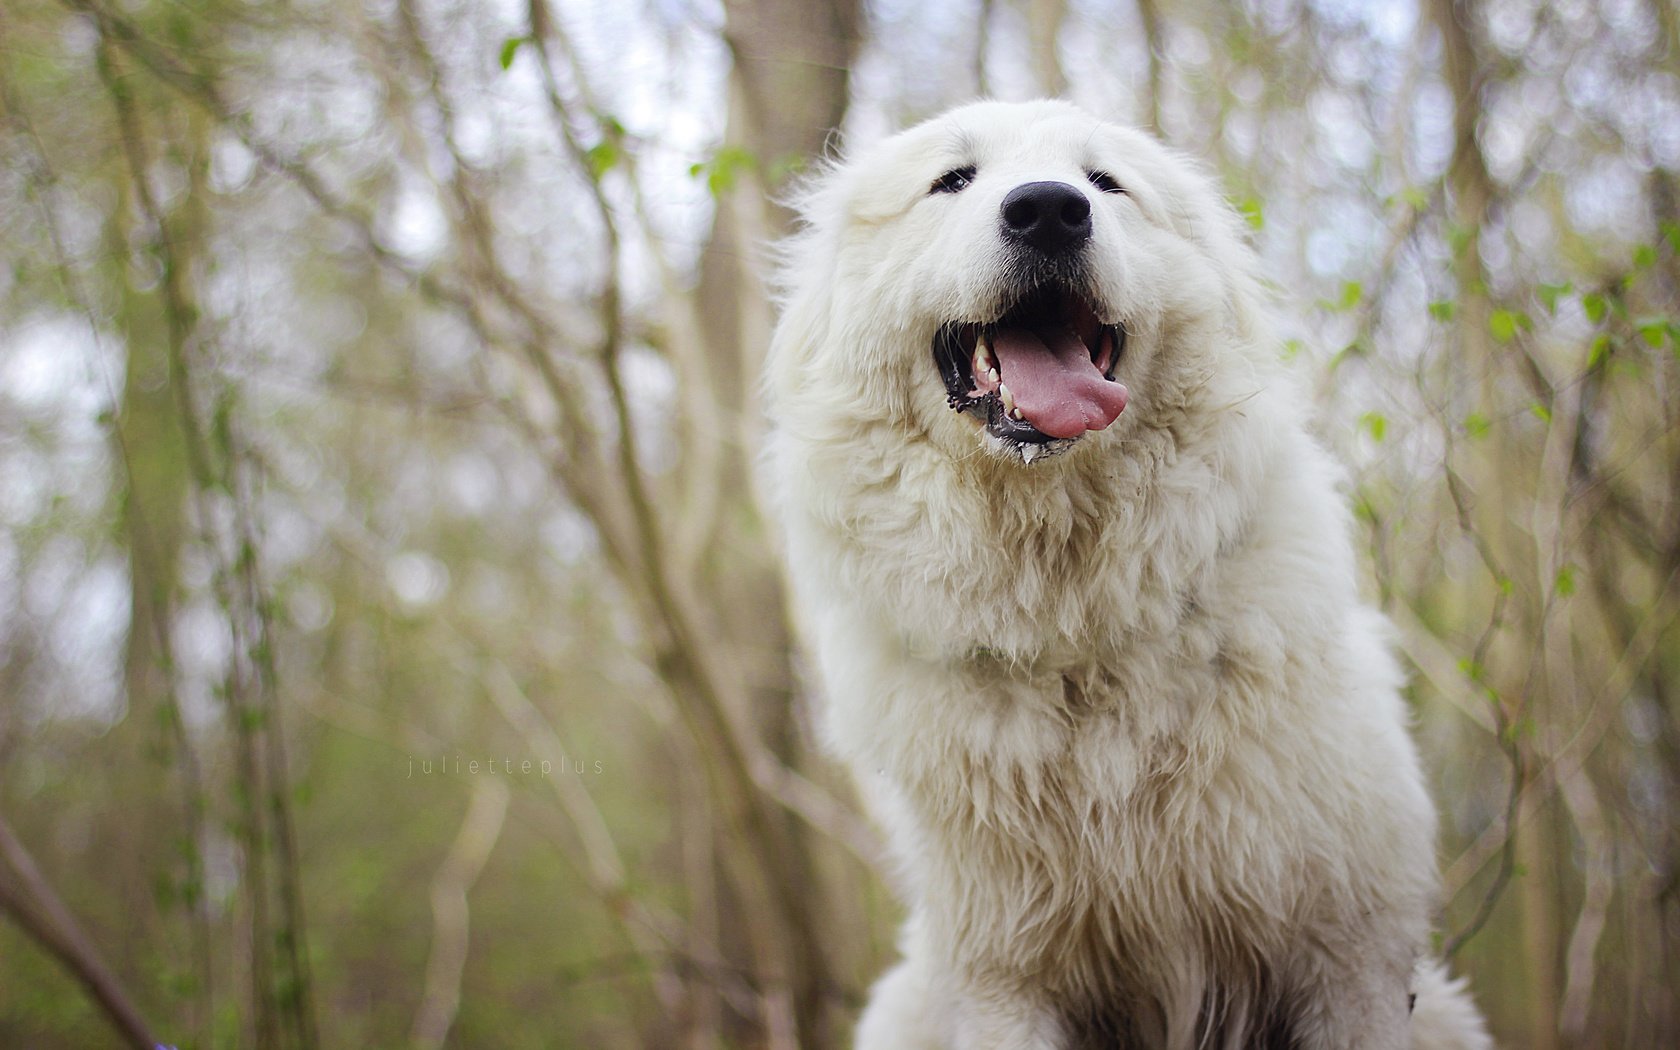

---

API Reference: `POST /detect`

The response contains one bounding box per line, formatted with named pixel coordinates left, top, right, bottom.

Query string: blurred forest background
left=0, top=0, right=1676, bottom=1047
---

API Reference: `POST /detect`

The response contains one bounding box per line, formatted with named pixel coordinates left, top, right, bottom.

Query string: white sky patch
left=1409, top=80, right=1455, bottom=181
left=445, top=451, right=502, bottom=517
left=1223, top=109, right=1260, bottom=162
left=541, top=506, right=599, bottom=567
left=380, top=178, right=449, bottom=262
left=0, top=533, right=16, bottom=650
left=37, top=551, right=128, bottom=724
left=0, top=315, right=122, bottom=586
left=242, top=31, right=383, bottom=151
left=1310, top=90, right=1375, bottom=170
left=174, top=599, right=234, bottom=689
left=1306, top=224, right=1353, bottom=276
left=44, top=183, right=108, bottom=264
left=0, top=450, right=51, bottom=529
left=259, top=499, right=323, bottom=573
left=286, top=579, right=335, bottom=634
left=617, top=343, right=679, bottom=475
left=1563, top=55, right=1612, bottom=112
left=1565, top=157, right=1645, bottom=238
left=1484, top=0, right=1538, bottom=54
left=56, top=581, right=125, bottom=718
left=1631, top=71, right=1680, bottom=168
left=1362, top=0, right=1417, bottom=46
left=1478, top=105, right=1532, bottom=183
left=209, top=132, right=259, bottom=194
left=452, top=106, right=501, bottom=169
left=387, top=549, right=451, bottom=609
left=2, top=313, right=117, bottom=423
left=1509, top=198, right=1555, bottom=256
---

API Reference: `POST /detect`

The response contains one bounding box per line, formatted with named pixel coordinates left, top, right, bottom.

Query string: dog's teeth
left=1012, top=408, right=1024, bottom=420
left=999, top=382, right=1016, bottom=415
left=976, top=337, right=994, bottom=375
left=988, top=367, right=999, bottom=383
left=1021, top=444, right=1038, bottom=464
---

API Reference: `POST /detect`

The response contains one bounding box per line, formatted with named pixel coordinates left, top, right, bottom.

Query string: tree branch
left=0, top=812, right=160, bottom=1050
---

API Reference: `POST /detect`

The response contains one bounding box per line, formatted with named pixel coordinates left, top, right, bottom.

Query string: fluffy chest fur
left=775, top=397, right=1434, bottom=1043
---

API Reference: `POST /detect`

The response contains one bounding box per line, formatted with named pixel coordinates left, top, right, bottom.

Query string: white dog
left=763, top=100, right=1490, bottom=1050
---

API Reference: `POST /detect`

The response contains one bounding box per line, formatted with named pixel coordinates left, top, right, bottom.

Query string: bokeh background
left=1, top=0, right=1677, bottom=1046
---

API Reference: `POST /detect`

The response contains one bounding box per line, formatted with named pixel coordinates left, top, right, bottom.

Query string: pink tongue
left=991, top=325, right=1129, bottom=439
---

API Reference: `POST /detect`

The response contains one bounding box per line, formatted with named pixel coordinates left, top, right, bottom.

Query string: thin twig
left=0, top=813, right=159, bottom=1050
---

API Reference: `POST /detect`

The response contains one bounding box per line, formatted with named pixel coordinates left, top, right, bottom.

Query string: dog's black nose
left=1000, top=181, right=1092, bottom=255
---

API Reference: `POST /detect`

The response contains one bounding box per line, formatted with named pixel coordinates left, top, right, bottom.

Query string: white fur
left=764, top=100, right=1491, bottom=1050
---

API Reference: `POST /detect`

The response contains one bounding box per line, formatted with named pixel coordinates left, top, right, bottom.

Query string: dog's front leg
left=853, top=956, right=1066, bottom=1050
left=949, top=981, right=1067, bottom=1050
left=853, top=955, right=946, bottom=1050
left=1287, top=958, right=1415, bottom=1050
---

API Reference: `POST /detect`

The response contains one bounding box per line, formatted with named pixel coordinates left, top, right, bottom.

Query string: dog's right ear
left=762, top=215, right=841, bottom=419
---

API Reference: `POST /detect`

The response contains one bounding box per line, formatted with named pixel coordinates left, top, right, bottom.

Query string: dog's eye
left=1086, top=170, right=1125, bottom=194
left=930, top=166, right=977, bottom=195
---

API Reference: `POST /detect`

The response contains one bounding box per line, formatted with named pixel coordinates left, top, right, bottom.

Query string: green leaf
left=1634, top=243, right=1657, bottom=270
left=1397, top=185, right=1431, bottom=210
left=1529, top=401, right=1552, bottom=423
left=689, top=144, right=756, bottom=198
left=1537, top=281, right=1571, bottom=315
left=1502, top=717, right=1538, bottom=745
left=1582, top=292, right=1608, bottom=324
left=1588, top=333, right=1613, bottom=368
left=1352, top=493, right=1378, bottom=524
left=585, top=140, right=619, bottom=178
left=1463, top=411, right=1490, bottom=440
left=1488, top=308, right=1531, bottom=343
left=1662, top=221, right=1680, bottom=256
left=1358, top=411, right=1387, bottom=442
left=1319, top=281, right=1362, bottom=313
left=768, top=151, right=808, bottom=185
left=1428, top=299, right=1456, bottom=322
left=1446, top=223, right=1472, bottom=257
left=1328, top=340, right=1367, bottom=371
left=1236, top=194, right=1264, bottom=230
left=1554, top=564, right=1576, bottom=598
left=1634, top=316, right=1670, bottom=348
left=499, top=36, right=528, bottom=71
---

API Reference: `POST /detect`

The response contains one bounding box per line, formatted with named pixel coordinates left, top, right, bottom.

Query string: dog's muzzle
left=932, top=284, right=1128, bottom=463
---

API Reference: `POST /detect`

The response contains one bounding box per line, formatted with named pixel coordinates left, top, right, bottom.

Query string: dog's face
left=772, top=99, right=1260, bottom=466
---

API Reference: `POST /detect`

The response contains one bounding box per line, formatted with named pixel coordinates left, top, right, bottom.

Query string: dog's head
left=769, top=99, right=1268, bottom=466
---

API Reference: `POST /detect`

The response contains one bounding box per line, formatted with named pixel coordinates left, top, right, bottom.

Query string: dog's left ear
left=1153, top=153, right=1271, bottom=346
left=763, top=210, right=841, bottom=417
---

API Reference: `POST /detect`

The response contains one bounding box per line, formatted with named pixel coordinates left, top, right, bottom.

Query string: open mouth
left=933, top=286, right=1129, bottom=462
